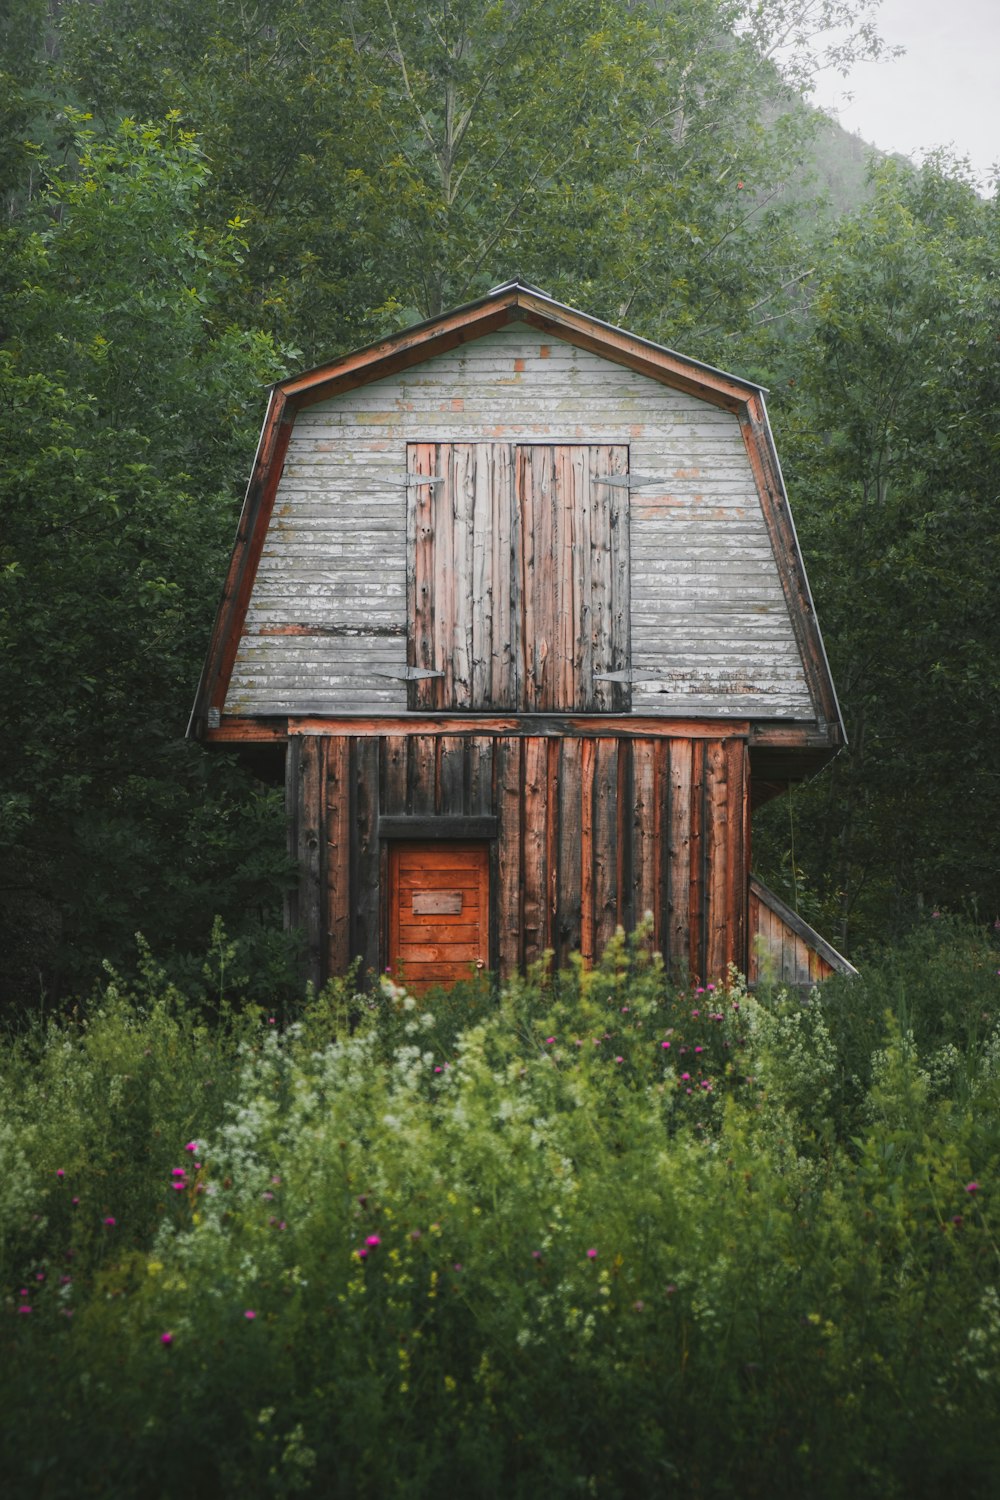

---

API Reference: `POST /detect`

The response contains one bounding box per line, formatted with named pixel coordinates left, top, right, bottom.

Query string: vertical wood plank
left=704, top=739, right=729, bottom=983
left=382, top=734, right=408, bottom=818
left=352, top=737, right=381, bottom=979
left=555, top=738, right=583, bottom=966
left=580, top=737, right=596, bottom=964
left=632, top=738, right=657, bottom=931
left=668, top=739, right=693, bottom=982
left=490, top=445, right=519, bottom=708
left=468, top=736, right=494, bottom=816
left=655, top=738, right=671, bottom=961
left=284, top=738, right=301, bottom=934
left=593, top=737, right=619, bottom=952
left=726, top=739, right=749, bottom=978
left=408, top=442, right=440, bottom=710
left=547, top=739, right=561, bottom=960
left=451, top=444, right=474, bottom=706
left=747, top=884, right=760, bottom=985
left=326, top=736, right=351, bottom=977
left=471, top=444, right=492, bottom=706
left=522, top=736, right=549, bottom=965
left=496, top=736, right=523, bottom=975
left=298, top=734, right=325, bottom=990
left=689, top=740, right=706, bottom=982
left=609, top=445, right=631, bottom=714
left=438, top=735, right=466, bottom=818
left=408, top=735, right=437, bottom=817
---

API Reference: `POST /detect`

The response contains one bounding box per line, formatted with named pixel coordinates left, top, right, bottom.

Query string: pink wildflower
left=17, top=1305, right=31, bottom=1316
left=160, top=1332, right=173, bottom=1346
left=244, top=1309, right=257, bottom=1320
left=586, top=1248, right=597, bottom=1260
left=171, top=1168, right=187, bottom=1178
left=544, top=1037, right=555, bottom=1046
left=103, top=1217, right=116, bottom=1229
left=56, top=1169, right=65, bottom=1179
left=966, top=1181, right=981, bottom=1195
left=184, top=1141, right=198, bottom=1153
left=366, top=1234, right=382, bottom=1248
left=661, top=1040, right=671, bottom=1050
left=615, top=1056, right=624, bottom=1064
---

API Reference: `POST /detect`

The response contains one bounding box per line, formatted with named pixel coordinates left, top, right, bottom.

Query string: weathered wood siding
left=225, top=324, right=812, bottom=719
left=408, top=441, right=629, bottom=711
left=287, top=724, right=749, bottom=988
left=748, top=876, right=858, bottom=988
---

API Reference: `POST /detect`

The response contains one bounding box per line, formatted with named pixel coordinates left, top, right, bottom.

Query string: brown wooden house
left=190, top=281, right=853, bottom=990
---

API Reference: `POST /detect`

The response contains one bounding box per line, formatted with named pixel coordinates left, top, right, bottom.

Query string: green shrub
left=2, top=925, right=1000, bottom=1497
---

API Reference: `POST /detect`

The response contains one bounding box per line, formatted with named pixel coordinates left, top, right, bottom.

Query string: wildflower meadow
left=3, top=919, right=1000, bottom=1497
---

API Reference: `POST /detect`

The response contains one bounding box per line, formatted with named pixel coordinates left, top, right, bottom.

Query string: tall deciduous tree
left=0, top=118, right=293, bottom=1005
left=57, top=0, right=891, bottom=363
left=756, top=160, right=1000, bottom=947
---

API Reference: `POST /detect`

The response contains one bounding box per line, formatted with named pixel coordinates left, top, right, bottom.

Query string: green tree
left=757, top=159, right=1000, bottom=948
left=56, top=0, right=892, bottom=364
left=0, top=117, right=293, bottom=1007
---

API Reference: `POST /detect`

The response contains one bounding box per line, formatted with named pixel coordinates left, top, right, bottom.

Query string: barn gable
left=191, top=283, right=842, bottom=771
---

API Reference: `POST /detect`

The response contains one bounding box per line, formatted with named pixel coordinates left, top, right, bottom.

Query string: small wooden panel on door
left=388, top=841, right=490, bottom=991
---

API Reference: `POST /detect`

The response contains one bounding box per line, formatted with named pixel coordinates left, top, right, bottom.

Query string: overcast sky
left=808, top=0, right=999, bottom=189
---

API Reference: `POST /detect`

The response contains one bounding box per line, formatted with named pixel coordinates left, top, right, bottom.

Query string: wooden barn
left=190, top=281, right=854, bottom=990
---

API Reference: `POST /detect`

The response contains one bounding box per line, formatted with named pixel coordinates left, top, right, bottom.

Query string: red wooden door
left=388, top=842, right=490, bottom=991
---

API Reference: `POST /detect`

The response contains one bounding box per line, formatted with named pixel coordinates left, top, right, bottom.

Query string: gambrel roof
left=190, top=280, right=843, bottom=777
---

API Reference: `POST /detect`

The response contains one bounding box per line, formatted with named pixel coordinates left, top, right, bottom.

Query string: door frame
left=385, top=838, right=492, bottom=987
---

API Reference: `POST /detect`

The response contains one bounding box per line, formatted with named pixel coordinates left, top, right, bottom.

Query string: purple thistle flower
left=586, top=1248, right=597, bottom=1260
left=160, top=1331, right=173, bottom=1346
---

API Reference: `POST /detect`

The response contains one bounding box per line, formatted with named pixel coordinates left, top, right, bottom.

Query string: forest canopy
left=1, top=0, right=997, bottom=1007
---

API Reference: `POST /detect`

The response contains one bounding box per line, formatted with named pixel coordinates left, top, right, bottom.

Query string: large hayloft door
left=387, top=841, right=490, bottom=992
left=408, top=443, right=630, bottom=711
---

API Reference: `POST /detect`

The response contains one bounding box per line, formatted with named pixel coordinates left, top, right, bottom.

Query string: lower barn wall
left=286, top=727, right=749, bottom=987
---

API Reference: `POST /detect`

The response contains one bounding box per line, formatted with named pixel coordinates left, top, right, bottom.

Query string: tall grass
left=2, top=919, right=1000, bottom=1498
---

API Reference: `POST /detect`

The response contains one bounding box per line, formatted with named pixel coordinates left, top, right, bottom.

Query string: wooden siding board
left=223, top=327, right=818, bottom=722
left=326, top=737, right=351, bottom=976
left=688, top=741, right=706, bottom=981
left=593, top=738, right=619, bottom=952
left=581, top=737, right=596, bottom=963
left=438, top=735, right=466, bottom=818
left=352, top=737, right=381, bottom=978
left=496, top=737, right=523, bottom=973
left=522, top=737, right=549, bottom=965
left=556, top=738, right=583, bottom=964
left=668, top=740, right=692, bottom=981
left=705, top=740, right=729, bottom=982
left=298, top=733, right=324, bottom=989
left=632, top=738, right=657, bottom=931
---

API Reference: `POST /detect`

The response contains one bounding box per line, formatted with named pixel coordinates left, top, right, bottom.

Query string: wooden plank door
left=388, top=842, right=490, bottom=991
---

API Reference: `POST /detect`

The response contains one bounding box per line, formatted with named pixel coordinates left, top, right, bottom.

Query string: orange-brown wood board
left=287, top=727, right=750, bottom=990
